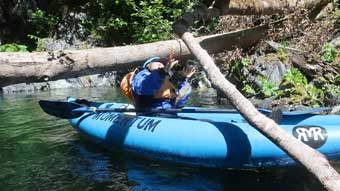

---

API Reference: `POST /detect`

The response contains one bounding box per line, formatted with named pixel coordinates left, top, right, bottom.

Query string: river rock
left=1, top=72, right=116, bottom=94
left=251, top=55, right=289, bottom=86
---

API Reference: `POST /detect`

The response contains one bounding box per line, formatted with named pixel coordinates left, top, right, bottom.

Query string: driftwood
left=176, top=0, right=330, bottom=32
left=174, top=5, right=340, bottom=191
left=0, top=25, right=268, bottom=88
left=266, top=40, right=321, bottom=75
left=267, top=40, right=340, bottom=78
left=211, top=0, right=331, bottom=15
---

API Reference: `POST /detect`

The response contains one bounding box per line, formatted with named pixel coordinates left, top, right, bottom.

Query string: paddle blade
left=38, top=100, right=85, bottom=119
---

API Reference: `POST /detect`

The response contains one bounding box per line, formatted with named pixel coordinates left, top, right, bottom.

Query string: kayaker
left=120, top=55, right=195, bottom=110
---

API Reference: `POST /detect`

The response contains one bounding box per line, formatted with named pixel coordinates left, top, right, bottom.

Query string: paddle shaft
left=39, top=100, right=329, bottom=120
left=72, top=107, right=238, bottom=114
left=38, top=100, right=239, bottom=119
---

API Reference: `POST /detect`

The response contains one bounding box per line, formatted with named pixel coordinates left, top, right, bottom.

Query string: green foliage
left=326, top=84, right=340, bottom=98
left=280, top=68, right=307, bottom=98
left=332, top=9, right=340, bottom=31
left=229, top=58, right=250, bottom=85
left=191, top=17, right=219, bottom=36
left=0, top=44, right=28, bottom=52
left=79, top=1, right=133, bottom=44
left=271, top=41, right=290, bottom=63
left=230, top=58, right=249, bottom=77
left=228, top=58, right=258, bottom=97
left=258, top=77, right=279, bottom=97
left=130, top=1, right=173, bottom=43
left=305, top=85, right=325, bottom=107
left=276, top=48, right=289, bottom=63
left=279, top=40, right=289, bottom=47
left=27, top=35, right=46, bottom=52
left=129, top=0, right=200, bottom=43
left=68, top=0, right=201, bottom=44
left=321, top=43, right=339, bottom=63
left=3, top=1, right=212, bottom=47
left=28, top=9, right=59, bottom=38
left=279, top=68, right=324, bottom=107
left=324, top=75, right=340, bottom=103
left=242, top=83, right=256, bottom=97
left=334, top=75, right=340, bottom=85
left=281, top=68, right=307, bottom=88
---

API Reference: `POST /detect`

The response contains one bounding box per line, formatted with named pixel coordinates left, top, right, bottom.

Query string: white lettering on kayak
left=296, top=127, right=325, bottom=141
left=292, top=126, right=327, bottom=149
left=91, top=113, right=161, bottom=132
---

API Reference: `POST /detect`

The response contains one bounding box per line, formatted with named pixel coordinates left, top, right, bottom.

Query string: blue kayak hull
left=68, top=100, right=340, bottom=168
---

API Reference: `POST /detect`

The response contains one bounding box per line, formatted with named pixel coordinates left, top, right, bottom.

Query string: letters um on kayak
left=91, top=112, right=161, bottom=133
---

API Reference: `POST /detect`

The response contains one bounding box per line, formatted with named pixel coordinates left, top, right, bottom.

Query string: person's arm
left=170, top=64, right=196, bottom=87
left=173, top=65, right=196, bottom=107
left=175, top=81, right=192, bottom=108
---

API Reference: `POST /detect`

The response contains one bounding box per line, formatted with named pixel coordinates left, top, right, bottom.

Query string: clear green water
left=0, top=87, right=335, bottom=191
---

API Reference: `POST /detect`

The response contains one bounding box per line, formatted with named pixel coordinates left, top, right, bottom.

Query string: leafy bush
left=59, top=0, right=200, bottom=45
left=0, top=44, right=28, bottom=52
left=258, top=77, right=279, bottom=97
left=229, top=58, right=250, bottom=82
left=242, top=84, right=256, bottom=97
left=281, top=68, right=307, bottom=87
left=334, top=75, right=340, bottom=85
left=28, top=9, right=59, bottom=38
left=4, top=0, right=219, bottom=49
left=130, top=1, right=174, bottom=43
left=321, top=43, right=339, bottom=63
left=227, top=58, right=259, bottom=97
left=279, top=68, right=324, bottom=107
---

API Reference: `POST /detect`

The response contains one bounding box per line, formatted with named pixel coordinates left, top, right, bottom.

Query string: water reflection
left=71, top=138, right=324, bottom=191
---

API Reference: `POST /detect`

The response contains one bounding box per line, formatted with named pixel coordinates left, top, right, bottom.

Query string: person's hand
left=182, top=65, right=196, bottom=78
left=165, top=58, right=179, bottom=75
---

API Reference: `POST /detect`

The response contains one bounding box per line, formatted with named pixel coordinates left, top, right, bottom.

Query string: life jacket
left=153, top=75, right=176, bottom=99
left=120, top=57, right=161, bottom=101
left=119, top=69, right=137, bottom=101
left=132, top=70, right=192, bottom=109
left=127, top=57, right=192, bottom=109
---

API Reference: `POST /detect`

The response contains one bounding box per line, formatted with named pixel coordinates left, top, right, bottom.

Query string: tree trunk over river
left=0, top=25, right=268, bottom=88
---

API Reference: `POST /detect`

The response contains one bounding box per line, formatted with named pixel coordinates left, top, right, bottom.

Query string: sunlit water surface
left=0, top=87, right=336, bottom=191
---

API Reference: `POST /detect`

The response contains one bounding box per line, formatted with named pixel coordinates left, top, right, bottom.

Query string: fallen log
left=174, top=5, right=340, bottom=191
left=178, top=0, right=331, bottom=30
left=216, top=0, right=331, bottom=15
left=206, top=0, right=331, bottom=15
left=0, top=25, right=268, bottom=88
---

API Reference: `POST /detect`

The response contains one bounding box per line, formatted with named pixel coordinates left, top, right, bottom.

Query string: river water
left=0, top=87, right=336, bottom=191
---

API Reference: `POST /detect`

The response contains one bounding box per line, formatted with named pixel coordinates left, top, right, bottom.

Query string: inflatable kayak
left=39, top=98, right=340, bottom=168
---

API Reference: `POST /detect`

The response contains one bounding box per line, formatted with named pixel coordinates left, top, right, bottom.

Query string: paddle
left=39, top=100, right=331, bottom=120
left=38, top=100, right=239, bottom=119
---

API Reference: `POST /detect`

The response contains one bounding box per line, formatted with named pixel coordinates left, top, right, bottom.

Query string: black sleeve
left=169, top=71, right=187, bottom=88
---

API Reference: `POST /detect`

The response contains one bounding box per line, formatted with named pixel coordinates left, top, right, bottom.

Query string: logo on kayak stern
left=292, top=126, right=327, bottom=148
